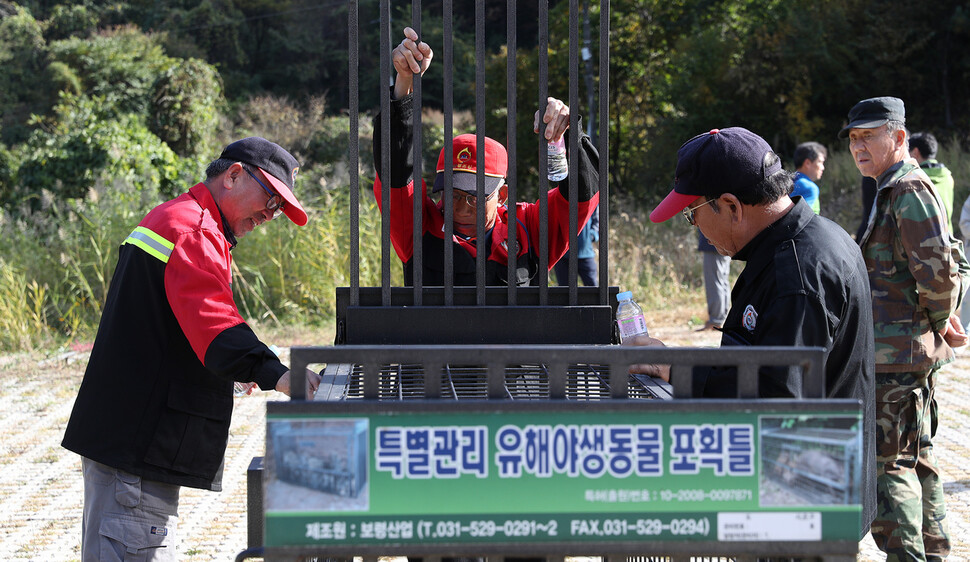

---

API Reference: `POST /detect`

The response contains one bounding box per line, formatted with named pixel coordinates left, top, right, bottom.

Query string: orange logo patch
left=455, top=147, right=474, bottom=171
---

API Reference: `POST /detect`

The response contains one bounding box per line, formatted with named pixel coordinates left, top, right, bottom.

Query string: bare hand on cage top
left=534, top=97, right=570, bottom=142
left=622, top=334, right=671, bottom=382
left=275, top=368, right=322, bottom=398
left=392, top=26, right=433, bottom=99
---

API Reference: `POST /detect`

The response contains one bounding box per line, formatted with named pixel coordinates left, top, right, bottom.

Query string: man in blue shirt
left=792, top=141, right=826, bottom=214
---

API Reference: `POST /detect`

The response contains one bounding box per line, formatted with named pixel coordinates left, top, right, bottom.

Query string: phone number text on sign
left=417, top=519, right=559, bottom=539
left=570, top=517, right=711, bottom=537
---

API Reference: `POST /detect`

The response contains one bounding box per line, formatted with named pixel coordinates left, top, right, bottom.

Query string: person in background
left=62, top=137, right=322, bottom=561
left=791, top=141, right=826, bottom=214
left=554, top=204, right=599, bottom=286
left=374, top=27, right=599, bottom=286
left=696, top=229, right=729, bottom=330
left=910, top=131, right=955, bottom=230
left=631, top=126, right=876, bottom=539
left=842, top=96, right=969, bottom=561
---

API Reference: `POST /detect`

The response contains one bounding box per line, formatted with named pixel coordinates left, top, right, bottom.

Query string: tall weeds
left=0, top=261, right=49, bottom=351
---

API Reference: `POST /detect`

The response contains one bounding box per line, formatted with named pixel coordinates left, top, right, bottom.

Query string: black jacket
left=696, top=199, right=876, bottom=536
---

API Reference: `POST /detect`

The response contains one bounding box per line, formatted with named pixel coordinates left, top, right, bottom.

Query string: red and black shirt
left=63, top=183, right=286, bottom=490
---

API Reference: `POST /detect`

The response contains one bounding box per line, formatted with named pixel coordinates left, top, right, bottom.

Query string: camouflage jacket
left=859, top=159, right=970, bottom=373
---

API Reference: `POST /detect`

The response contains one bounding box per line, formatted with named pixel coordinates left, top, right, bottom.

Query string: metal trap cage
left=237, top=0, right=863, bottom=559
left=241, top=344, right=865, bottom=562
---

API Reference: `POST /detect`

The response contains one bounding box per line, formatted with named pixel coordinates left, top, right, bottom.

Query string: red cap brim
left=649, top=190, right=701, bottom=223
left=259, top=167, right=308, bottom=226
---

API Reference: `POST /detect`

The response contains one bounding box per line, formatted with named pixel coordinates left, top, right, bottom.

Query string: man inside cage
left=373, top=27, right=600, bottom=286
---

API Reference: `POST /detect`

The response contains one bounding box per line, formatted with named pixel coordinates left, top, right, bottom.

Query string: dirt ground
left=1, top=322, right=968, bottom=561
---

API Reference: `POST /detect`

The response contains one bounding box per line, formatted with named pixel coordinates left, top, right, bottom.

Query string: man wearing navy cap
left=63, top=137, right=322, bottom=561
left=845, top=96, right=969, bottom=561
left=633, top=126, right=876, bottom=538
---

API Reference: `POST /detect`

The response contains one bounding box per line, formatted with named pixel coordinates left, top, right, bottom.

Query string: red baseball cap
left=433, top=134, right=508, bottom=196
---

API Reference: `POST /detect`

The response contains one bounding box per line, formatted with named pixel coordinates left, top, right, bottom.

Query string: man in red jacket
left=375, top=27, right=600, bottom=286
left=62, top=137, right=321, bottom=561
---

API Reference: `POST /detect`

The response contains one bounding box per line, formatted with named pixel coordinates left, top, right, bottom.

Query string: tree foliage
left=0, top=5, right=54, bottom=144
left=13, top=93, right=182, bottom=204
left=150, top=58, right=224, bottom=159
left=48, top=25, right=173, bottom=117
left=604, top=0, right=970, bottom=201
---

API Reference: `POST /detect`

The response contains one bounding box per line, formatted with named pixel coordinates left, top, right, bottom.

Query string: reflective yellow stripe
left=123, top=226, right=174, bottom=263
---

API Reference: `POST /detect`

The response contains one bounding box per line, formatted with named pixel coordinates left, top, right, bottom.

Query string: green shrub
left=0, top=187, right=142, bottom=350
left=231, top=94, right=327, bottom=161
left=0, top=4, right=55, bottom=145
left=44, top=4, right=99, bottom=41
left=47, top=24, right=173, bottom=118
left=150, top=58, right=225, bottom=159
left=14, top=93, right=182, bottom=204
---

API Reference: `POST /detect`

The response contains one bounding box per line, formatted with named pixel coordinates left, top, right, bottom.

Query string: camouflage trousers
left=870, top=370, right=950, bottom=562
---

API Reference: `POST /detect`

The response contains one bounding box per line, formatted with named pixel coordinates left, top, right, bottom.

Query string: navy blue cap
left=650, top=127, right=782, bottom=223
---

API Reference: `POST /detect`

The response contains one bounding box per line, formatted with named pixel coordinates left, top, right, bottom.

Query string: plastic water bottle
left=547, top=136, right=568, bottom=182
left=616, top=291, right=649, bottom=342
left=233, top=381, right=256, bottom=397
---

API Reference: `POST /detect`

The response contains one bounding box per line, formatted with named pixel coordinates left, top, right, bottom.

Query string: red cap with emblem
left=433, top=134, right=508, bottom=196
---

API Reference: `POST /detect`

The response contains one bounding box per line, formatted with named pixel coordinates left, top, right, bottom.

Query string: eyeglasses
left=453, top=188, right=499, bottom=209
left=245, top=167, right=284, bottom=217
left=683, top=198, right=715, bottom=226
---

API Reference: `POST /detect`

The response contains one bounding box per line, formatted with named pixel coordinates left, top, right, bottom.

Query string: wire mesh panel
left=330, top=362, right=673, bottom=402
left=288, top=345, right=828, bottom=402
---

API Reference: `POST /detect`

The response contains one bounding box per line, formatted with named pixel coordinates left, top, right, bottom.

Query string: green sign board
left=264, top=408, right=862, bottom=547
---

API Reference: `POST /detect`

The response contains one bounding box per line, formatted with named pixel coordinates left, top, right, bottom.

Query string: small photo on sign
left=265, top=418, right=369, bottom=512
left=758, top=415, right=861, bottom=507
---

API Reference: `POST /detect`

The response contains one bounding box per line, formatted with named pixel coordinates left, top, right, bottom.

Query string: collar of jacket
left=732, top=198, right=815, bottom=282
left=875, top=160, right=913, bottom=191
left=189, top=183, right=237, bottom=250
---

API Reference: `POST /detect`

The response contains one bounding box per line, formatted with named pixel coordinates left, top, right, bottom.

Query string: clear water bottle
left=616, top=291, right=649, bottom=342
left=547, top=136, right=568, bottom=182
left=233, top=381, right=256, bottom=396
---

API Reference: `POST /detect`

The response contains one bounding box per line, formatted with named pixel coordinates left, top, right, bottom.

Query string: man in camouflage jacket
left=843, top=96, right=970, bottom=561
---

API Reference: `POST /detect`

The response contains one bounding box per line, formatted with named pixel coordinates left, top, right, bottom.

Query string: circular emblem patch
left=742, top=304, right=758, bottom=332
